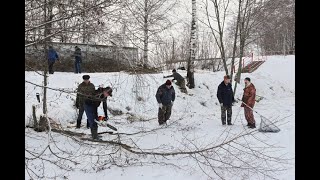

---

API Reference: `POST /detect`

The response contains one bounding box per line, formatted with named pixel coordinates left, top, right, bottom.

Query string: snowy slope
left=25, top=55, right=295, bottom=180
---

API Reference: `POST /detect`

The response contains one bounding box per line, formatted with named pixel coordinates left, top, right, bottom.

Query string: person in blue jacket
left=47, top=46, right=59, bottom=74
left=217, top=75, right=235, bottom=125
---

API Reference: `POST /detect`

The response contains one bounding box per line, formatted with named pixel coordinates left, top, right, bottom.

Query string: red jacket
left=241, top=83, right=256, bottom=108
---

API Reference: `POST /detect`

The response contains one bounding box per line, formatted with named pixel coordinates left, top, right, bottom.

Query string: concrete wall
left=25, top=42, right=139, bottom=65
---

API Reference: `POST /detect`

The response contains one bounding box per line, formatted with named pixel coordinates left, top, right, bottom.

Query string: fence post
left=251, top=52, right=253, bottom=62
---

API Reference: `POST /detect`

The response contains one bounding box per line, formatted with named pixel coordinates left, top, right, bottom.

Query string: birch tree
left=124, top=0, right=177, bottom=66
left=187, top=0, right=197, bottom=89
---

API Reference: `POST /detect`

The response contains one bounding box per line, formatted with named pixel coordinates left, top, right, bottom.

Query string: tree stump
left=34, top=115, right=49, bottom=132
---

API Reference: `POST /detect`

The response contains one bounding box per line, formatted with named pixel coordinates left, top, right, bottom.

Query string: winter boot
left=221, top=117, right=226, bottom=125
left=86, top=119, right=90, bottom=129
left=91, top=127, right=101, bottom=140
left=248, top=123, right=256, bottom=129
left=227, top=122, right=233, bottom=125
left=76, top=122, right=81, bottom=129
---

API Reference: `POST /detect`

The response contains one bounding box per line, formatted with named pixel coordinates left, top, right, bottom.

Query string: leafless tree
left=187, top=0, right=197, bottom=89
left=123, top=0, right=178, bottom=66
left=252, top=0, right=295, bottom=54
left=202, top=0, right=231, bottom=74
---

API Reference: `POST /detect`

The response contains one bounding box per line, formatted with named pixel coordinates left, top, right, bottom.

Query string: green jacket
left=165, top=72, right=184, bottom=82
left=75, top=81, right=95, bottom=107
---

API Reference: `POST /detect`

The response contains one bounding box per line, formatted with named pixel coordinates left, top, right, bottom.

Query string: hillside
left=25, top=55, right=295, bottom=180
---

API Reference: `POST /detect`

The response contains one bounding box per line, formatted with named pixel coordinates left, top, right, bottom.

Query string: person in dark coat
left=241, top=77, right=256, bottom=128
left=75, top=75, right=95, bottom=129
left=164, top=69, right=187, bottom=93
left=47, top=46, right=59, bottom=74
left=217, top=75, right=235, bottom=125
left=84, top=86, right=113, bottom=140
left=155, top=80, right=175, bottom=125
left=73, top=46, right=82, bottom=74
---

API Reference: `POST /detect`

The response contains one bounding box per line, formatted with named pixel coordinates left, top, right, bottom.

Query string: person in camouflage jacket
left=75, top=75, right=95, bottom=128
left=163, top=69, right=187, bottom=93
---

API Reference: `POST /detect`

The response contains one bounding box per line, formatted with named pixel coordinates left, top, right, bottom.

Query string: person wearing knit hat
left=75, top=75, right=95, bottom=129
left=163, top=69, right=188, bottom=93
left=241, top=77, right=256, bottom=128
left=217, top=75, right=235, bottom=125
left=155, top=80, right=176, bottom=125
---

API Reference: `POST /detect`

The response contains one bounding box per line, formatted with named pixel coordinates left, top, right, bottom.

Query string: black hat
left=172, top=69, right=176, bottom=72
left=82, top=75, right=90, bottom=80
left=103, top=86, right=113, bottom=97
left=244, top=77, right=251, bottom=82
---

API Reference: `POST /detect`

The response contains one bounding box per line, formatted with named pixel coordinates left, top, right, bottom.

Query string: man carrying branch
left=163, top=69, right=187, bottom=93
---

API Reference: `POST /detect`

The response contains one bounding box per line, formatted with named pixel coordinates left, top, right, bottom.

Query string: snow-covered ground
left=25, top=55, right=295, bottom=180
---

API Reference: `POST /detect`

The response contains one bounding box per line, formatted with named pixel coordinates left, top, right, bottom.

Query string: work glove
left=159, top=103, right=163, bottom=109
left=220, top=103, right=223, bottom=107
left=171, top=101, right=174, bottom=106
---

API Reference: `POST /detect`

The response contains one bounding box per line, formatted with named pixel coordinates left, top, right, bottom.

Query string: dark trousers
left=158, top=104, right=172, bottom=124
left=221, top=106, right=232, bottom=124
left=84, top=103, right=98, bottom=129
left=48, top=61, right=55, bottom=74
left=74, top=59, right=81, bottom=73
left=76, top=105, right=89, bottom=128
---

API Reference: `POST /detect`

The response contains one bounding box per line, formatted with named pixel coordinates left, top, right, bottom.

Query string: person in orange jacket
left=241, top=77, right=256, bottom=128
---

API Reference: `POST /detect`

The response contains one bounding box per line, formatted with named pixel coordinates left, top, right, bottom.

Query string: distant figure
left=155, top=80, right=175, bottom=125
left=47, top=46, right=59, bottom=74
left=241, top=77, right=256, bottom=128
left=73, top=46, right=82, bottom=74
left=217, top=75, right=235, bottom=125
left=75, top=75, right=95, bottom=129
left=163, top=69, right=187, bottom=93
